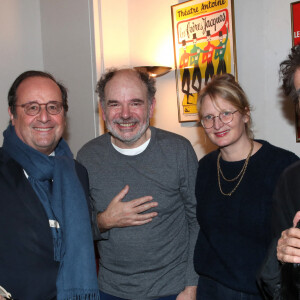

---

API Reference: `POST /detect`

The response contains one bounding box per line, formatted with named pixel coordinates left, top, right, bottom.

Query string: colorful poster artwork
left=171, top=0, right=237, bottom=122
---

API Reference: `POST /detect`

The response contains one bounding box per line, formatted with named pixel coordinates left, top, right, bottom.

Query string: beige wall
left=0, top=0, right=299, bottom=159
left=0, top=0, right=43, bottom=141
left=100, top=0, right=299, bottom=158
left=101, top=0, right=217, bottom=158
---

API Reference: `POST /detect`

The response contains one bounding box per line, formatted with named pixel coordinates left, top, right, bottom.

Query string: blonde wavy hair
left=197, top=73, right=253, bottom=138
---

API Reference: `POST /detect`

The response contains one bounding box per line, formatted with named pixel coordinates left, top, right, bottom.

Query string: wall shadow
left=62, top=115, right=70, bottom=141
left=278, top=87, right=296, bottom=126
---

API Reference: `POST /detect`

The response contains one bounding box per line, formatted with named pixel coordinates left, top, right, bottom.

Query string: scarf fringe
left=58, top=290, right=100, bottom=300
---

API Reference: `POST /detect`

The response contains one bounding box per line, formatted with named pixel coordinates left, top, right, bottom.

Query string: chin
left=212, top=139, right=231, bottom=148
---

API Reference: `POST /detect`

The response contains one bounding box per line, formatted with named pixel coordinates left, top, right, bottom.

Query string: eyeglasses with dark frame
left=14, top=101, right=63, bottom=116
left=201, top=110, right=238, bottom=129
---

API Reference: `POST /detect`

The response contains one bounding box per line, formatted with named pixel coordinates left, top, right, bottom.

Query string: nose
left=120, top=104, right=130, bottom=119
left=37, top=105, right=51, bottom=122
left=213, top=115, right=224, bottom=130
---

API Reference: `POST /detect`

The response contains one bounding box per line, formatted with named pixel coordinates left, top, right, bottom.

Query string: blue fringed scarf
left=3, top=125, right=100, bottom=300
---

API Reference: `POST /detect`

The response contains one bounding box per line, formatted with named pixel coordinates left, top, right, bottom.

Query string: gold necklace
left=217, top=140, right=254, bottom=196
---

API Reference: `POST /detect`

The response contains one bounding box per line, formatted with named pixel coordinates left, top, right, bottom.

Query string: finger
left=111, top=185, right=129, bottom=203
left=131, top=215, right=158, bottom=226
left=280, top=228, right=300, bottom=242
left=129, top=196, right=155, bottom=208
left=134, top=202, right=158, bottom=214
left=293, top=211, right=300, bottom=227
left=278, top=252, right=300, bottom=264
left=136, top=212, right=158, bottom=220
left=286, top=227, right=300, bottom=239
left=280, top=236, right=300, bottom=250
left=278, top=239, right=300, bottom=261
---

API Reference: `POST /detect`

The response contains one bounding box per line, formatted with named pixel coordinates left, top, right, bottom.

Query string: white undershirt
left=112, top=139, right=151, bottom=156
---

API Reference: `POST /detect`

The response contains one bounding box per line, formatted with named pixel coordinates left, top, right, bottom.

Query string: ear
left=243, top=107, right=250, bottom=123
left=8, top=107, right=15, bottom=125
left=100, top=102, right=106, bottom=121
left=149, top=98, right=156, bottom=118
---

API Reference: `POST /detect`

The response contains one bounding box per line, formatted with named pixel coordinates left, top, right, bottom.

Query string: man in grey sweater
left=77, top=68, right=199, bottom=300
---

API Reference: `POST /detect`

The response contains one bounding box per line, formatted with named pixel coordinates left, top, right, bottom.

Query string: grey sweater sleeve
left=179, top=140, right=199, bottom=286
left=77, top=150, right=110, bottom=241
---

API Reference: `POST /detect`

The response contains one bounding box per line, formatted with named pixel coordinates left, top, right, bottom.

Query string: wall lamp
left=134, top=66, right=172, bottom=78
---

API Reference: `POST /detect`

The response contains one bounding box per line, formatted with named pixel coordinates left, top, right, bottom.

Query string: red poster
left=292, top=1, right=300, bottom=46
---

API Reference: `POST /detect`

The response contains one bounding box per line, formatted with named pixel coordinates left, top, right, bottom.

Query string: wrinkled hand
left=97, top=185, right=158, bottom=231
left=277, top=211, right=300, bottom=263
left=176, top=286, right=197, bottom=300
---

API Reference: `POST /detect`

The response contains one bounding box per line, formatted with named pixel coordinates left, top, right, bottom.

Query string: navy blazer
left=0, top=148, right=90, bottom=300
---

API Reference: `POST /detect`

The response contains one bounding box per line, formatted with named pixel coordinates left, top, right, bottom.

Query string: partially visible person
left=194, top=73, right=298, bottom=299
left=258, top=45, right=300, bottom=299
left=77, top=68, right=199, bottom=299
left=0, top=71, right=99, bottom=300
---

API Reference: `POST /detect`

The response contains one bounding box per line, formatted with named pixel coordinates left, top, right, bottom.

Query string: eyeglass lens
left=201, top=111, right=237, bottom=129
left=23, top=102, right=62, bottom=116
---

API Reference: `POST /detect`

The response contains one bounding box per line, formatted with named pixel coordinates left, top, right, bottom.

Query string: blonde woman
left=194, top=74, right=298, bottom=299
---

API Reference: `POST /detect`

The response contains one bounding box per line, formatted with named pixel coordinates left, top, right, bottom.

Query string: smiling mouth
left=119, top=123, right=135, bottom=127
left=34, top=127, right=53, bottom=132
left=215, top=130, right=229, bottom=137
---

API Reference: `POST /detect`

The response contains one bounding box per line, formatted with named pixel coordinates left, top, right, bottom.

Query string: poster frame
left=171, top=0, right=237, bottom=122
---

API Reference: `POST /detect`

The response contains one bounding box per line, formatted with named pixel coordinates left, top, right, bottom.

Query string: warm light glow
left=153, top=37, right=175, bottom=68
left=134, top=66, right=172, bottom=77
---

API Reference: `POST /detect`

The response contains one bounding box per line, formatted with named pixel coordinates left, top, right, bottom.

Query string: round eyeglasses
left=201, top=110, right=238, bottom=129
left=14, top=101, right=63, bottom=116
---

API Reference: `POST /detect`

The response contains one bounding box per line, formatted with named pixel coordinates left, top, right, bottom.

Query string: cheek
left=105, top=108, right=119, bottom=121
left=136, top=107, right=148, bottom=118
left=13, top=115, right=32, bottom=129
left=54, top=115, right=66, bottom=131
left=203, top=127, right=213, bottom=136
left=105, top=112, right=115, bottom=123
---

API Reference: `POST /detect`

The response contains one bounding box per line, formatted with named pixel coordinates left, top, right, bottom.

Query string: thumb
left=112, top=185, right=129, bottom=203
left=293, top=211, right=300, bottom=227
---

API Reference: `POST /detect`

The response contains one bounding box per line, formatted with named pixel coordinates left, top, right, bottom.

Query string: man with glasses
left=77, top=68, right=199, bottom=300
left=0, top=71, right=99, bottom=300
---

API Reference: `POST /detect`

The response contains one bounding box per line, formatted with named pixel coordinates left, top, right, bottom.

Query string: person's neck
left=220, top=137, right=253, bottom=162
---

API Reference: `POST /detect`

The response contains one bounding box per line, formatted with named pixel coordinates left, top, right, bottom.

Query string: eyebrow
left=106, top=99, right=145, bottom=104
left=106, top=100, right=118, bottom=105
left=130, top=99, right=145, bottom=103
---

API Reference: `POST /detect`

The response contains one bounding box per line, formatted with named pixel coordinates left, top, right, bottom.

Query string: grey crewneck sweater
left=77, top=127, right=199, bottom=299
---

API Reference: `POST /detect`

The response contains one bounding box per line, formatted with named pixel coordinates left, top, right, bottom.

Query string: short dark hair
left=95, top=68, right=156, bottom=106
left=8, top=70, right=68, bottom=116
left=280, top=45, right=300, bottom=103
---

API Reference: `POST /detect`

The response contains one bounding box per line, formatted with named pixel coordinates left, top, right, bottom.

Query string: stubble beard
left=105, top=111, right=150, bottom=146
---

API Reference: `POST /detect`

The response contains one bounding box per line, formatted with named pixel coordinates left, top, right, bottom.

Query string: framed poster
left=291, top=1, right=300, bottom=142
left=291, top=1, right=300, bottom=46
left=171, top=0, right=237, bottom=122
